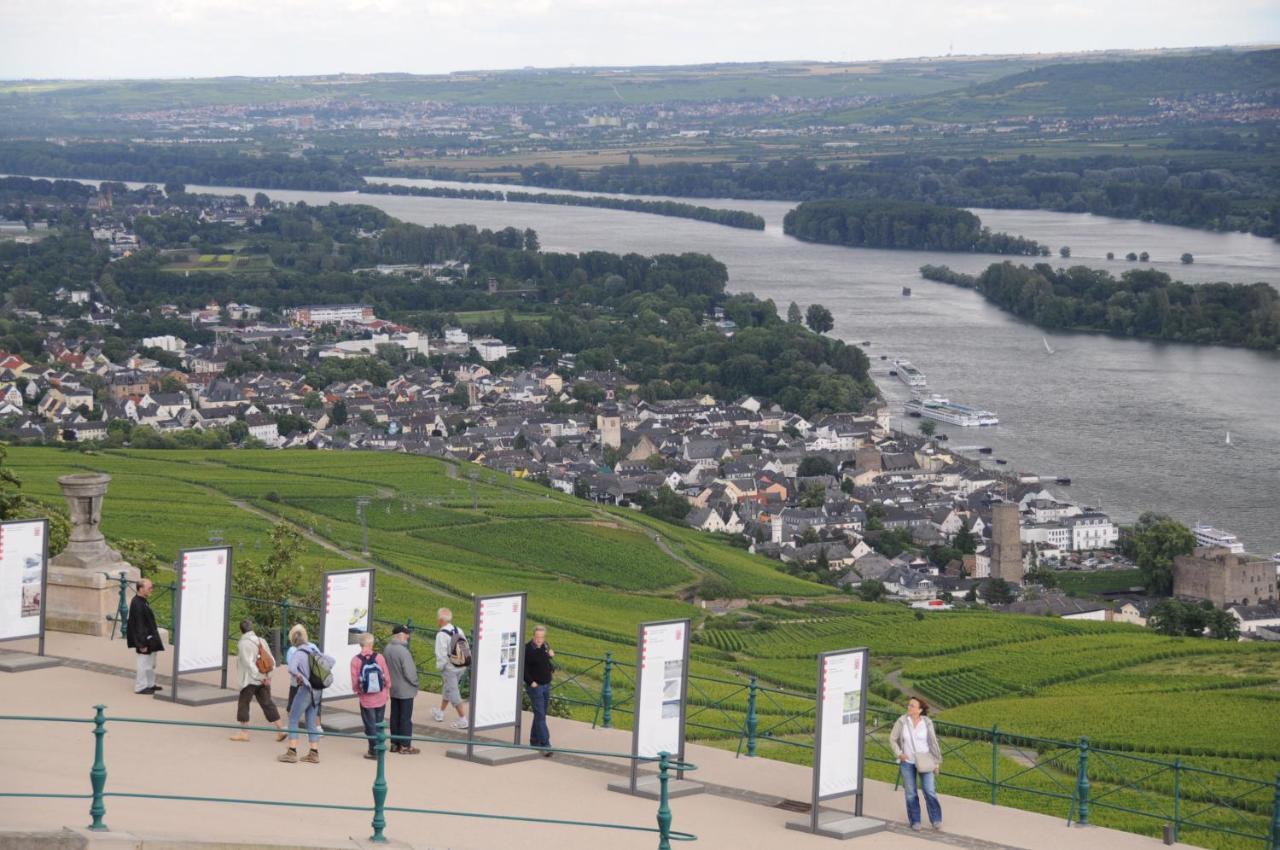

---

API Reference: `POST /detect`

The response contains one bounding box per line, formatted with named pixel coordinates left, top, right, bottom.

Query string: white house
left=245, top=413, right=281, bottom=447
left=473, top=339, right=511, bottom=362
left=444, top=327, right=470, bottom=345
left=1069, top=512, right=1118, bottom=551
left=1228, top=603, right=1280, bottom=635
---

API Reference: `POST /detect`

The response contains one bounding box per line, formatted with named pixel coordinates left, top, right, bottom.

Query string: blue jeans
left=360, top=704, right=386, bottom=755
left=526, top=683, right=550, bottom=748
left=900, top=761, right=942, bottom=826
left=288, top=687, right=321, bottom=746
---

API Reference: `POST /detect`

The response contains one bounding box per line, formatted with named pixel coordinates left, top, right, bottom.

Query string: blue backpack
left=359, top=652, right=383, bottom=695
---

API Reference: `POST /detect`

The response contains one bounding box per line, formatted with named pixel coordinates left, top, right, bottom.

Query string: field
left=161, top=249, right=274, bottom=274
left=6, top=447, right=1278, bottom=848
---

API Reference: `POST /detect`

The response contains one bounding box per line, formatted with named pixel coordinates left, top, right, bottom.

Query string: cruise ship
left=904, top=396, right=999, bottom=427
left=1192, top=523, right=1245, bottom=554
left=893, top=359, right=927, bottom=387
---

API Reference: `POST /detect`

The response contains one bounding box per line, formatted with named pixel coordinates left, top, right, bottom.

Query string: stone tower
left=990, top=501, right=1023, bottom=585
left=597, top=392, right=621, bottom=450
left=46, top=473, right=137, bottom=636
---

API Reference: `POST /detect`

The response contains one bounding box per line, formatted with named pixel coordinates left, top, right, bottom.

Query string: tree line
left=473, top=154, right=1280, bottom=238
left=783, top=199, right=1045, bottom=254
left=920, top=263, right=1280, bottom=349
left=359, top=182, right=765, bottom=230
left=0, top=141, right=364, bottom=191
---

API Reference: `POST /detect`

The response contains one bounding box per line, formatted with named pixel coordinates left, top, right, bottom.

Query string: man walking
left=351, top=632, right=390, bottom=760
left=230, top=619, right=287, bottom=742
left=126, top=578, right=164, bottom=694
left=432, top=607, right=469, bottom=729
left=523, top=624, right=555, bottom=755
left=384, top=624, right=420, bottom=754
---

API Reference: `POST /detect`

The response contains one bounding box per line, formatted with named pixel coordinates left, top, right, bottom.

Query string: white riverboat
left=1192, top=523, right=1246, bottom=554
left=893, top=359, right=927, bottom=387
left=904, top=396, right=999, bottom=427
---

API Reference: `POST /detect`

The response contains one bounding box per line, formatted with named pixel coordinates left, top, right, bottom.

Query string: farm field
left=5, top=446, right=1279, bottom=847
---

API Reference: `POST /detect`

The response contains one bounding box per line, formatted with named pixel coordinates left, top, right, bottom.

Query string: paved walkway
left=0, top=633, right=1193, bottom=850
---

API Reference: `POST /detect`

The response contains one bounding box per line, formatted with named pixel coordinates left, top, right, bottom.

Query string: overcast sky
left=2, top=0, right=1277, bottom=79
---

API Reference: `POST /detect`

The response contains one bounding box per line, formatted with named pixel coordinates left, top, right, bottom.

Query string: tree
left=980, top=578, right=1016, bottom=605
left=1133, top=519, right=1195, bottom=595
left=805, top=304, right=834, bottom=334
left=1147, top=599, right=1187, bottom=636
left=1139, top=251, right=1150, bottom=262
left=918, top=419, right=937, bottom=438
left=253, top=192, right=271, bottom=209
left=1106, top=252, right=1115, bottom=260
left=856, top=580, right=886, bottom=602
left=642, top=486, right=692, bottom=523
left=695, top=576, right=733, bottom=600
left=523, top=228, right=540, bottom=252
left=1180, top=253, right=1194, bottom=264
left=235, top=522, right=306, bottom=635
left=797, top=456, right=835, bottom=477
left=953, top=519, right=977, bottom=555
left=1025, top=565, right=1058, bottom=588
left=163, top=181, right=185, bottom=197
left=800, top=484, right=826, bottom=508
left=1126, top=252, right=1138, bottom=261
left=116, top=539, right=163, bottom=580
left=1059, top=246, right=1071, bottom=258
left=331, top=399, right=349, bottom=424
left=787, top=301, right=803, bottom=324
left=572, top=477, right=591, bottom=500
left=447, top=385, right=469, bottom=409
left=1205, top=608, right=1240, bottom=641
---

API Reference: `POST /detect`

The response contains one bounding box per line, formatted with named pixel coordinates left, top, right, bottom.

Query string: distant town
left=3, top=183, right=1276, bottom=645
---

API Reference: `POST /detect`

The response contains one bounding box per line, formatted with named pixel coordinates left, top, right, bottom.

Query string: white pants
left=135, top=652, right=157, bottom=692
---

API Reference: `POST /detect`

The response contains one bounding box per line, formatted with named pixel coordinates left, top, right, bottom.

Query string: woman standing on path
left=890, top=696, right=943, bottom=831
left=279, top=624, right=335, bottom=764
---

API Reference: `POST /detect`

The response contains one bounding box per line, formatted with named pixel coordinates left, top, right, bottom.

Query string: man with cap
left=384, top=624, right=421, bottom=754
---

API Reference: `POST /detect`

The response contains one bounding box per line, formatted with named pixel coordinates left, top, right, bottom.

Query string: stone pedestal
left=45, top=473, right=137, bottom=637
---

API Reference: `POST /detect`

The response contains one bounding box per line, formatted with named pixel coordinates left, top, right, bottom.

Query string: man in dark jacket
left=523, top=625, right=555, bottom=754
left=126, top=578, right=164, bottom=694
left=384, top=625, right=420, bottom=754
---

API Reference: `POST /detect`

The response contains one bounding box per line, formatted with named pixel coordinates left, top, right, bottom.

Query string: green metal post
left=1269, top=771, right=1279, bottom=850
left=1172, top=758, right=1181, bottom=842
left=601, top=652, right=614, bottom=729
left=87, top=705, right=107, bottom=831
left=744, top=676, right=759, bottom=758
left=1075, top=737, right=1091, bottom=826
left=277, top=599, right=291, bottom=657
left=111, top=573, right=129, bottom=639
left=990, top=724, right=999, bottom=806
left=369, top=719, right=389, bottom=843
left=656, top=752, right=673, bottom=850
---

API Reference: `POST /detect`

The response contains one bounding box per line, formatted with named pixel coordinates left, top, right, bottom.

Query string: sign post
left=786, top=647, right=885, bottom=839
left=318, top=567, right=376, bottom=701
left=167, top=546, right=235, bottom=705
left=446, top=592, right=538, bottom=766
left=607, top=618, right=703, bottom=800
left=0, top=519, right=58, bottom=672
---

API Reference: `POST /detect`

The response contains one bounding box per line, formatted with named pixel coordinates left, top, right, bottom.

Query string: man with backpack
left=279, top=623, right=334, bottom=764
left=432, top=607, right=470, bottom=729
left=231, top=618, right=287, bottom=743
left=350, top=632, right=391, bottom=760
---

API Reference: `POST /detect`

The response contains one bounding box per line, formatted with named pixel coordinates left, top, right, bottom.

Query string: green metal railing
left=103, top=574, right=1280, bottom=849
left=0, top=708, right=697, bottom=847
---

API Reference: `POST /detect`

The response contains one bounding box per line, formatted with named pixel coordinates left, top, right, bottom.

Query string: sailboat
left=1042, top=336, right=1055, bottom=355
left=1225, top=431, right=1231, bottom=446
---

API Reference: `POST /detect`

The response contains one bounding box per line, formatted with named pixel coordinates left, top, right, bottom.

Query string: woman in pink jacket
left=351, top=632, right=391, bottom=760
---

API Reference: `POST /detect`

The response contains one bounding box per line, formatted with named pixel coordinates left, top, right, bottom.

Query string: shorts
left=441, top=665, right=464, bottom=706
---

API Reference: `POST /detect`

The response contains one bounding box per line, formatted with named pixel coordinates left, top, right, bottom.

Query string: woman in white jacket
left=889, top=696, right=943, bottom=831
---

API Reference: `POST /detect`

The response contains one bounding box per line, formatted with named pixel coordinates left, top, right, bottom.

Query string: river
left=33, top=175, right=1280, bottom=555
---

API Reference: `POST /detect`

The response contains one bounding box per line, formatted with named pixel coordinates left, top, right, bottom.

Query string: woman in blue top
left=279, top=624, right=335, bottom=764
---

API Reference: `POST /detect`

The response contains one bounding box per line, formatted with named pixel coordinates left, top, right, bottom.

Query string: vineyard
left=5, top=445, right=1280, bottom=850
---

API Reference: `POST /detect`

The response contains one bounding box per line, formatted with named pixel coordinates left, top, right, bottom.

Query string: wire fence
left=101, top=574, right=1280, bottom=850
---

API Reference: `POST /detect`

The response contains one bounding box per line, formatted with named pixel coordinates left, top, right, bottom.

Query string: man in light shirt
left=432, top=607, right=469, bottom=728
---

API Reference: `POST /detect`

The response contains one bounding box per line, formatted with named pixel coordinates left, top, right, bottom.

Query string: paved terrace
left=0, top=632, right=1194, bottom=850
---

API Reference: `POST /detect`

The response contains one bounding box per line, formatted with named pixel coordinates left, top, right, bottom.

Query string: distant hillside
left=831, top=48, right=1280, bottom=122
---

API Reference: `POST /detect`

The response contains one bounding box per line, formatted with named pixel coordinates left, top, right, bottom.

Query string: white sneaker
left=432, top=709, right=445, bottom=723
left=316, top=724, right=324, bottom=733
left=452, top=718, right=469, bottom=729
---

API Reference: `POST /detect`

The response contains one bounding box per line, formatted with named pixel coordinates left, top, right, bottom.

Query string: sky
left=1, top=0, right=1277, bottom=79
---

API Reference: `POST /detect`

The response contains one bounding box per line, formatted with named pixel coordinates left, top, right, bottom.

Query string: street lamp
left=355, top=497, right=371, bottom=555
